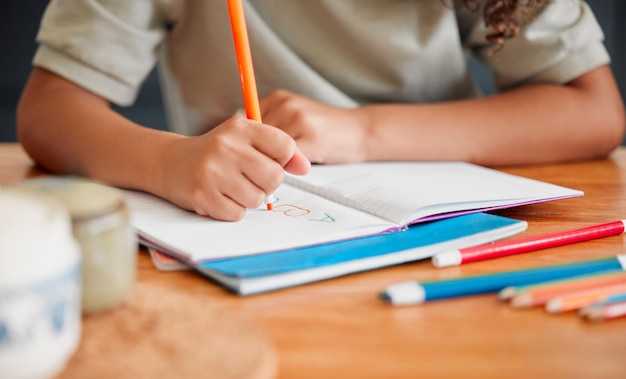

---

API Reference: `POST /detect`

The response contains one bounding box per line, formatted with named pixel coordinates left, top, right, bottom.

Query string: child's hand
left=260, top=90, right=370, bottom=164
left=160, top=117, right=310, bottom=221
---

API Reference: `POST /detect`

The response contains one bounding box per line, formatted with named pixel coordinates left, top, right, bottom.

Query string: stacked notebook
left=123, top=161, right=582, bottom=295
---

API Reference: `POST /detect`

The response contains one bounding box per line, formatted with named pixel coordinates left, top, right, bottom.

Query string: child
left=17, top=0, right=625, bottom=221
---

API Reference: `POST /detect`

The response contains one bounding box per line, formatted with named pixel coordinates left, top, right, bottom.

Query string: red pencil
left=432, top=219, right=626, bottom=268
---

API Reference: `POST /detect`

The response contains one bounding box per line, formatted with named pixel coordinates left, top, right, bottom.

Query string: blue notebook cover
left=187, top=212, right=527, bottom=295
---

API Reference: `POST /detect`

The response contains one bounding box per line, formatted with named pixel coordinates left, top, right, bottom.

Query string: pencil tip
left=545, top=299, right=563, bottom=314
left=510, top=293, right=533, bottom=308
left=432, top=250, right=462, bottom=267
left=498, top=287, right=516, bottom=300
left=382, top=281, right=426, bottom=305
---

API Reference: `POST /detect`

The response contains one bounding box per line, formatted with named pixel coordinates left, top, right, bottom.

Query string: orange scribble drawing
left=271, top=204, right=311, bottom=217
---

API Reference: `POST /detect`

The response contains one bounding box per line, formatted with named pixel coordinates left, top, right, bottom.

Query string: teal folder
left=182, top=213, right=527, bottom=295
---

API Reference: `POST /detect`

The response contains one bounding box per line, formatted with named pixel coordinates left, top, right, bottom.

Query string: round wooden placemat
left=56, top=283, right=277, bottom=379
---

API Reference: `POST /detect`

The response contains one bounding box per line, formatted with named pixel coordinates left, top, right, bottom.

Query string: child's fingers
left=283, top=148, right=311, bottom=175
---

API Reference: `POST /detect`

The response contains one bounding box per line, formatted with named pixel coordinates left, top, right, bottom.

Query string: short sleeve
left=466, top=0, right=610, bottom=90
left=33, top=0, right=166, bottom=106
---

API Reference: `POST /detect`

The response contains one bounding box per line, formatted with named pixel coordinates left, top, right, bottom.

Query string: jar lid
left=18, top=177, right=123, bottom=219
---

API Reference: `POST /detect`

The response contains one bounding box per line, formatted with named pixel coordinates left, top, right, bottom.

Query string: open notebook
left=123, top=161, right=581, bottom=263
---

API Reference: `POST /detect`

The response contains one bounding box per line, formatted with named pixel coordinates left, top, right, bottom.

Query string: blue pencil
left=380, top=255, right=626, bottom=305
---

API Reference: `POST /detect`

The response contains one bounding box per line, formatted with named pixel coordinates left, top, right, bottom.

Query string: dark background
left=1, top=0, right=624, bottom=144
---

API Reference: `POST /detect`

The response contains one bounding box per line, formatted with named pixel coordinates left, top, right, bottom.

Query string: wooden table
left=2, top=143, right=626, bottom=378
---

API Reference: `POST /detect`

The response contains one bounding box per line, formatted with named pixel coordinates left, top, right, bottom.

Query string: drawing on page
left=270, top=204, right=336, bottom=223
left=309, top=213, right=336, bottom=223
left=271, top=204, right=311, bottom=217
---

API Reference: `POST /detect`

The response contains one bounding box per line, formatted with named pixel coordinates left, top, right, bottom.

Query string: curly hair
left=463, top=0, right=548, bottom=46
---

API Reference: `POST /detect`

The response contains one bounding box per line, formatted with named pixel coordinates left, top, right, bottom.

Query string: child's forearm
left=362, top=65, right=625, bottom=166
left=17, top=68, right=311, bottom=221
left=17, top=68, right=181, bottom=195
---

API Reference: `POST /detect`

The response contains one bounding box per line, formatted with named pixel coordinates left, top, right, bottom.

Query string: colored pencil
left=578, top=292, right=626, bottom=318
left=380, top=255, right=626, bottom=306
left=580, top=299, right=626, bottom=322
left=591, top=291, right=626, bottom=305
left=545, top=282, right=626, bottom=313
left=226, top=0, right=275, bottom=210
left=432, top=219, right=626, bottom=268
left=498, top=270, right=621, bottom=300
left=507, top=270, right=626, bottom=307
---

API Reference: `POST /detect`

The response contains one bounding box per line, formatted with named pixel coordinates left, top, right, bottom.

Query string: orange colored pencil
left=509, top=270, right=626, bottom=308
left=226, top=0, right=274, bottom=210
left=227, top=0, right=261, bottom=122
left=545, top=282, right=626, bottom=313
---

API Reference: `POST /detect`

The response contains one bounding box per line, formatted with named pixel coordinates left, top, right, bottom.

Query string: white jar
left=18, top=178, right=137, bottom=313
left=0, top=189, right=82, bottom=379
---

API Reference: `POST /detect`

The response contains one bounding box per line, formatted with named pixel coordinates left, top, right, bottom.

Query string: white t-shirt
left=33, top=0, right=610, bottom=136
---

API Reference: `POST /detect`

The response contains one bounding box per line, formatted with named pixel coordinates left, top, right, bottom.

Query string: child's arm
left=259, top=64, right=625, bottom=166
left=17, top=68, right=309, bottom=221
